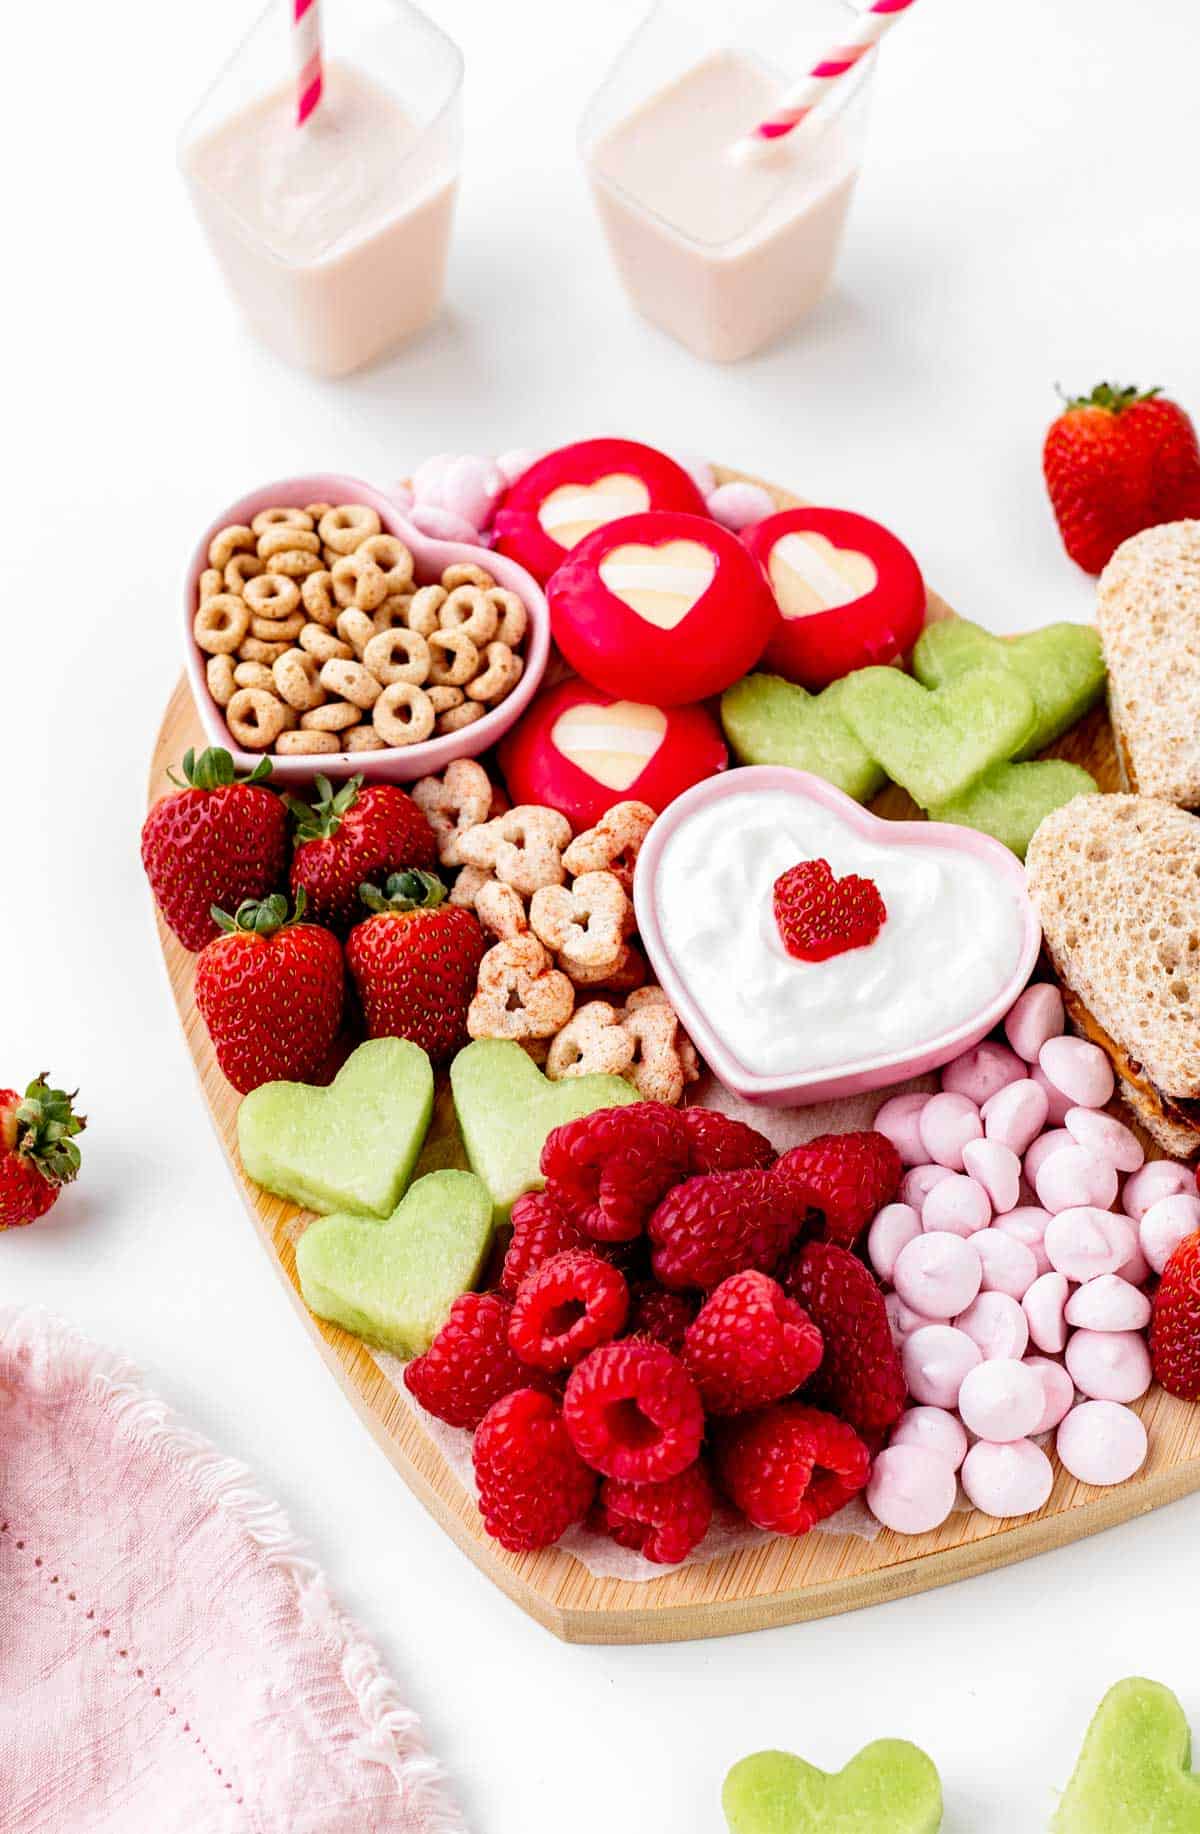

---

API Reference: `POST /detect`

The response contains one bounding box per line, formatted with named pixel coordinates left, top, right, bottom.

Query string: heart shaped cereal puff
left=912, top=617, right=1105, bottom=756
left=723, top=1741, right=943, bottom=1834
left=1053, top=1678, right=1200, bottom=1832
left=720, top=674, right=886, bottom=804
left=450, top=1039, right=638, bottom=1221
left=296, top=1168, right=494, bottom=1358
left=237, top=1037, right=434, bottom=1218
left=837, top=666, right=1038, bottom=808
left=930, top=758, right=1098, bottom=858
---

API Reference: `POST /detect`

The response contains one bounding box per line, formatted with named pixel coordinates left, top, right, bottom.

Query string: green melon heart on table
left=237, top=1037, right=434, bottom=1219
left=1053, top=1678, right=1200, bottom=1832
left=450, top=1039, right=638, bottom=1222
left=912, top=617, right=1106, bottom=756
left=723, top=1742, right=943, bottom=1834
left=930, top=758, right=1098, bottom=857
left=837, top=665, right=1038, bottom=808
left=295, top=1168, right=493, bottom=1357
left=720, top=673, right=886, bottom=804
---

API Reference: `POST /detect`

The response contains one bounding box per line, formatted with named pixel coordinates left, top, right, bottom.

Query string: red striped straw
left=736, top=0, right=918, bottom=154
left=294, top=0, right=324, bottom=127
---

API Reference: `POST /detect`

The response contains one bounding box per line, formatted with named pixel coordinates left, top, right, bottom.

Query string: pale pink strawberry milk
left=181, top=2, right=462, bottom=378
left=583, top=43, right=871, bottom=362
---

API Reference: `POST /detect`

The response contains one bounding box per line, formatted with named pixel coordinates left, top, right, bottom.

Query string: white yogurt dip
left=653, top=788, right=1026, bottom=1078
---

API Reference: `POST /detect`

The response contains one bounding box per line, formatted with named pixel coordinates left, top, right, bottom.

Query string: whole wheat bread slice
left=1096, top=521, right=1200, bottom=808
left=1026, top=793, right=1200, bottom=1156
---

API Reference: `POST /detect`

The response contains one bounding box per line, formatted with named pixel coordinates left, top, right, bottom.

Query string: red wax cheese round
left=492, top=438, right=706, bottom=585
left=548, top=511, right=777, bottom=705
left=745, top=507, right=926, bottom=690
left=498, top=679, right=727, bottom=830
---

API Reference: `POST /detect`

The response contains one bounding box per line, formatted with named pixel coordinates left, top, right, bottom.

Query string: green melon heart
left=295, top=1168, right=493, bottom=1357
left=723, top=1741, right=943, bottom=1834
left=1053, top=1679, right=1200, bottom=1832
left=450, top=1039, right=638, bottom=1222
left=837, top=665, right=1038, bottom=808
left=930, top=759, right=1098, bottom=857
left=912, top=618, right=1105, bottom=756
left=720, top=673, right=886, bottom=804
left=238, top=1037, right=434, bottom=1219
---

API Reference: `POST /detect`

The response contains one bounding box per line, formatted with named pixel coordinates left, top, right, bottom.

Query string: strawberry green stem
left=286, top=774, right=363, bottom=843
left=10, top=1074, right=86, bottom=1186
left=211, top=887, right=308, bottom=936
left=1057, top=382, right=1161, bottom=415
left=168, top=747, right=273, bottom=792
left=359, top=870, right=447, bottom=915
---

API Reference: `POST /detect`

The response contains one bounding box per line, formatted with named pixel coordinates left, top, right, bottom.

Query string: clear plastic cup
left=580, top=0, right=874, bottom=363
left=180, top=0, right=463, bottom=378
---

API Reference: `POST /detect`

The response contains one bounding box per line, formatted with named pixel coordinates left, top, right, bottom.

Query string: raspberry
left=564, top=1341, right=704, bottom=1482
left=683, top=1271, right=823, bottom=1416
left=774, top=1131, right=902, bottom=1249
left=500, top=1188, right=588, bottom=1297
left=1151, top=1230, right=1200, bottom=1400
left=787, top=1241, right=906, bottom=1434
left=676, top=1107, right=775, bottom=1176
left=714, top=1403, right=870, bottom=1535
left=648, top=1170, right=806, bottom=1291
left=773, top=858, right=887, bottom=962
left=473, top=1389, right=596, bottom=1552
left=540, top=1102, right=690, bottom=1243
left=404, top=1292, right=540, bottom=1429
left=598, top=1463, right=714, bottom=1566
left=508, top=1251, right=629, bottom=1372
left=625, top=1282, right=699, bottom=1355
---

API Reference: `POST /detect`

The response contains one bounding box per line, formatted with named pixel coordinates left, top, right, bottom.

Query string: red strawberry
left=713, top=1403, right=870, bottom=1535
left=1043, top=382, right=1200, bottom=574
left=288, top=775, right=437, bottom=934
left=141, top=747, right=288, bottom=952
left=773, top=1131, right=902, bottom=1249
left=787, top=1240, right=906, bottom=1434
left=194, top=890, right=344, bottom=1094
left=1150, top=1231, right=1200, bottom=1402
left=0, top=1076, right=85, bottom=1230
left=773, top=859, right=886, bottom=962
left=345, top=870, right=485, bottom=1064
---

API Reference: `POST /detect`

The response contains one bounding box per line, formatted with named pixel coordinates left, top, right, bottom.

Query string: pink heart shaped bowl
left=183, top=472, right=550, bottom=784
left=633, top=766, right=1042, bottom=1108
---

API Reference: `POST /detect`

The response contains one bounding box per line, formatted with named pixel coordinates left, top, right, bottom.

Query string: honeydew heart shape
left=721, top=673, right=886, bottom=805
left=930, top=758, right=1098, bottom=859
left=723, top=1742, right=943, bottom=1834
left=237, top=1037, right=434, bottom=1218
left=598, top=539, right=717, bottom=630
left=450, top=1039, right=638, bottom=1221
left=552, top=699, right=668, bottom=791
left=295, top=1169, right=494, bottom=1358
left=1053, top=1678, right=1200, bottom=1832
left=913, top=617, right=1106, bottom=756
left=537, top=473, right=651, bottom=547
left=838, top=665, right=1038, bottom=808
left=770, top=532, right=879, bottom=618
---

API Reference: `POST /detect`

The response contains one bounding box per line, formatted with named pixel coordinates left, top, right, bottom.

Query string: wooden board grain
left=148, top=468, right=1200, bottom=1645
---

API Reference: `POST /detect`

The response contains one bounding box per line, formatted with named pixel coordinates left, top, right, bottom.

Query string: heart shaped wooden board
left=149, top=466, right=1200, bottom=1645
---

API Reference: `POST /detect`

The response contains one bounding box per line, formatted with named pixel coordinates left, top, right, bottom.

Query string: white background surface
left=5, top=0, right=1200, bottom=1827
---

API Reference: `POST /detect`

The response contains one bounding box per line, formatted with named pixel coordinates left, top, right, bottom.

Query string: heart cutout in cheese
left=770, top=532, right=878, bottom=619
left=537, top=473, right=652, bottom=547
left=552, top=699, right=668, bottom=790
left=598, top=539, right=717, bottom=630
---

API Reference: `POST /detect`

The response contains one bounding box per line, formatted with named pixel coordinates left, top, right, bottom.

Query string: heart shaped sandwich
left=635, top=767, right=1039, bottom=1105
left=1027, top=792, right=1200, bottom=1157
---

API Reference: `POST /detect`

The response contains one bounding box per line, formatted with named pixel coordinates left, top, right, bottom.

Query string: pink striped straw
left=294, top=0, right=324, bottom=127
left=736, top=0, right=917, bottom=154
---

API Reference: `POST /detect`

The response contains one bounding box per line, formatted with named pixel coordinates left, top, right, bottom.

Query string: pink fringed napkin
left=0, top=1307, right=466, bottom=1834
